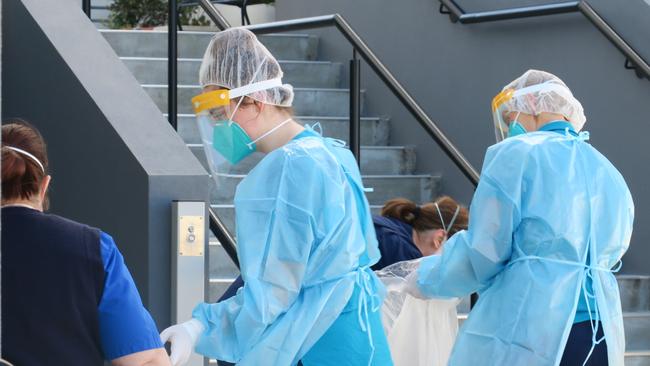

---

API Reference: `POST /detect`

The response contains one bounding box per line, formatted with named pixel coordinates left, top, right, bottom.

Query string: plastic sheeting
left=376, top=259, right=459, bottom=366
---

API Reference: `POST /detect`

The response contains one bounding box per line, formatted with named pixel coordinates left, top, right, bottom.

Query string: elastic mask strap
left=227, top=55, right=282, bottom=125
left=446, top=205, right=461, bottom=234
left=228, top=55, right=281, bottom=99
left=227, top=94, right=246, bottom=124
left=3, top=146, right=45, bottom=173
left=227, top=56, right=270, bottom=122
left=305, top=122, right=323, bottom=136
left=509, top=112, right=522, bottom=128
left=247, top=118, right=293, bottom=147
left=434, top=202, right=447, bottom=232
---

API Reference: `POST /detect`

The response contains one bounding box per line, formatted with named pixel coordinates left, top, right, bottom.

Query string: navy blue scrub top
left=371, top=215, right=423, bottom=271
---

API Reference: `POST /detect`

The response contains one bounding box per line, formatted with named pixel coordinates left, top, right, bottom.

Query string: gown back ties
left=507, top=129, right=605, bottom=366
left=305, top=122, right=383, bottom=366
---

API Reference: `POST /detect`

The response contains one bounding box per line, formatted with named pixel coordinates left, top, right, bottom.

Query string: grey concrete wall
left=276, top=0, right=650, bottom=274
left=2, top=0, right=209, bottom=326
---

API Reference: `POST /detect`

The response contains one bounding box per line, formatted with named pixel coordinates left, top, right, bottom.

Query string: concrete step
left=208, top=174, right=438, bottom=206
left=209, top=278, right=236, bottom=303
left=209, top=242, right=240, bottom=279
left=211, top=204, right=385, bottom=237
left=626, top=352, right=650, bottom=366
left=101, top=30, right=319, bottom=60
left=618, top=275, right=650, bottom=312
left=188, top=144, right=416, bottom=175
left=145, top=85, right=365, bottom=116
left=176, top=114, right=390, bottom=146
left=121, top=57, right=343, bottom=88
left=625, top=312, right=650, bottom=352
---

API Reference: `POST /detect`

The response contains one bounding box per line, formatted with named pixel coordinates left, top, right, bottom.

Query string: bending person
left=372, top=196, right=468, bottom=366
left=161, top=28, right=392, bottom=366
left=1, top=120, right=170, bottom=366
left=372, top=196, right=468, bottom=270
left=408, top=70, right=633, bottom=366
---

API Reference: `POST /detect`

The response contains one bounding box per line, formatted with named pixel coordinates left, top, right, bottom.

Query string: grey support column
left=171, top=201, right=206, bottom=366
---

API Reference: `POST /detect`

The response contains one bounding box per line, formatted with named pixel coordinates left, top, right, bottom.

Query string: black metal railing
left=438, top=0, right=650, bottom=80
left=210, top=12, right=481, bottom=185
left=168, top=0, right=179, bottom=130
left=82, top=0, right=91, bottom=18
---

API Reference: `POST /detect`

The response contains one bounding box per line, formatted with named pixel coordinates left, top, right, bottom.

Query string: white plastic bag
left=376, top=259, right=459, bottom=366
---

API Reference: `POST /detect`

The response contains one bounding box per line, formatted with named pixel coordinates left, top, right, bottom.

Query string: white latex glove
left=160, top=319, right=205, bottom=366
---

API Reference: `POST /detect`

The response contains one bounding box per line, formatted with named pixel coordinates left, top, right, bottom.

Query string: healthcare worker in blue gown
left=407, top=70, right=634, bottom=366
left=160, top=28, right=393, bottom=366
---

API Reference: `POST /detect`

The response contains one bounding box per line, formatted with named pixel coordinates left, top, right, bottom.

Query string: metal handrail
left=209, top=207, right=239, bottom=268
left=219, top=13, right=482, bottom=185
left=169, top=0, right=178, bottom=130
left=199, top=0, right=231, bottom=30
left=82, top=0, right=91, bottom=18
left=438, top=0, right=650, bottom=80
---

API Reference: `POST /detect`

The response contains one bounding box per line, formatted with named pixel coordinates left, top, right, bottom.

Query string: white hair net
left=500, top=69, right=586, bottom=131
left=198, top=27, right=294, bottom=107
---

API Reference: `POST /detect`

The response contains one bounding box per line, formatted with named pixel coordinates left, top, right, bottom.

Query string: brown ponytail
left=2, top=120, right=49, bottom=203
left=381, top=195, right=469, bottom=235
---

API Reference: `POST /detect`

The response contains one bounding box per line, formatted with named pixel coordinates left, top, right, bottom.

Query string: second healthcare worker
left=409, top=70, right=633, bottom=366
left=160, top=28, right=392, bottom=366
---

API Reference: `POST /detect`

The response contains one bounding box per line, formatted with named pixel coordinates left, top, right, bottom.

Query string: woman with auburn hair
left=372, top=196, right=469, bottom=270
left=1, top=119, right=170, bottom=366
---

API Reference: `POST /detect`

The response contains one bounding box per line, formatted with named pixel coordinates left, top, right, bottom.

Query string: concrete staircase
left=101, top=29, right=649, bottom=365
left=100, top=28, right=439, bottom=300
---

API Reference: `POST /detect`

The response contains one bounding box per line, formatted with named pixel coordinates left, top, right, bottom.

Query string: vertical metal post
left=168, top=0, right=178, bottom=130
left=82, top=0, right=91, bottom=18
left=349, top=50, right=361, bottom=166
left=171, top=201, right=206, bottom=366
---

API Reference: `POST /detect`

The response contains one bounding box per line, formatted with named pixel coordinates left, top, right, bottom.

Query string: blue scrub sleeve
left=417, top=142, right=527, bottom=298
left=98, top=232, right=163, bottom=360
left=192, top=153, right=333, bottom=361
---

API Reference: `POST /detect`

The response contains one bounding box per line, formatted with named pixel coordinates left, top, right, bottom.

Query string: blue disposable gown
left=417, top=123, right=633, bottom=366
left=192, top=132, right=386, bottom=365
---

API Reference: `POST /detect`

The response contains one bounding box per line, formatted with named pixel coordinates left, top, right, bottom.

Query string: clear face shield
left=191, top=78, right=283, bottom=204
left=491, top=82, right=575, bottom=143
left=492, top=88, right=516, bottom=143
